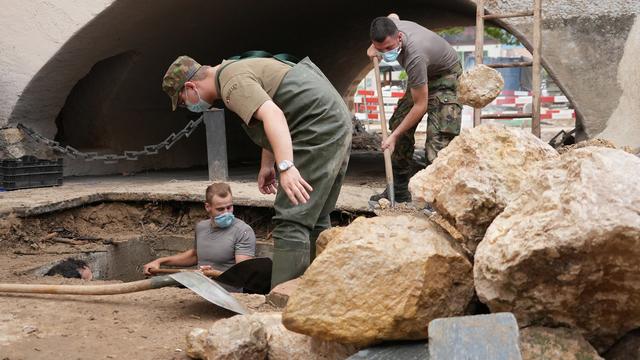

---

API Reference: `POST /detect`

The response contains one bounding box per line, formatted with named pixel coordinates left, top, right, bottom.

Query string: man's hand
left=279, top=166, right=313, bottom=205
left=143, top=259, right=162, bottom=276
left=381, top=133, right=398, bottom=154
left=367, top=44, right=380, bottom=59
left=258, top=165, right=277, bottom=194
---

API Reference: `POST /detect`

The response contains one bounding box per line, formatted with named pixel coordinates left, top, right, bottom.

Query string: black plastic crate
left=0, top=156, right=63, bottom=191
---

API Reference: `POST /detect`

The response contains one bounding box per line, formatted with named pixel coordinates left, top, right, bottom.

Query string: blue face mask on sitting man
left=214, top=212, right=235, bottom=228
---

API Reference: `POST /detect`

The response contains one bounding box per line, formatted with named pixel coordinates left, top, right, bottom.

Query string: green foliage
left=437, top=26, right=522, bottom=46
left=398, top=71, right=408, bottom=81
left=485, top=27, right=521, bottom=46
left=437, top=27, right=464, bottom=36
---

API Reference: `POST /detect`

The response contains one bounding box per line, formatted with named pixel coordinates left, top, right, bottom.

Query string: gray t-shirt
left=392, top=18, right=459, bottom=88
left=194, top=218, right=256, bottom=272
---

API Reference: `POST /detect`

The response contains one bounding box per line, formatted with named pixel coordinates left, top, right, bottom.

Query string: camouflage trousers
left=390, top=62, right=463, bottom=175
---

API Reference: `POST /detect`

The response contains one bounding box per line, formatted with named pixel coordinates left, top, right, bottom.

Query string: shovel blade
left=169, top=272, right=249, bottom=315
left=216, top=257, right=272, bottom=294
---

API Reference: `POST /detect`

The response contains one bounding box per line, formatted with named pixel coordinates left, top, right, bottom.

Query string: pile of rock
left=187, top=125, right=640, bottom=358
left=409, top=124, right=640, bottom=353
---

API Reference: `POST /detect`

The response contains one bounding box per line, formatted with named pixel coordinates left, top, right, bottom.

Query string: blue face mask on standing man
left=185, top=87, right=212, bottom=113
left=382, top=44, right=402, bottom=62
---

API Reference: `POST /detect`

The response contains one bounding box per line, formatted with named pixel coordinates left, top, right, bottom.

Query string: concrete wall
left=0, top=0, right=637, bottom=176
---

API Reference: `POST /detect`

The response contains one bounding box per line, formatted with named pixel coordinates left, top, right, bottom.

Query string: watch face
left=278, top=162, right=286, bottom=171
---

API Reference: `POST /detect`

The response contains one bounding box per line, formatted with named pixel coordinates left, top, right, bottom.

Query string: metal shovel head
left=216, top=257, right=272, bottom=294
left=169, top=272, right=249, bottom=315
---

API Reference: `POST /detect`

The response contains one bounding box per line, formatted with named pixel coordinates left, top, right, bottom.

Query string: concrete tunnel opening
left=8, top=0, right=583, bottom=177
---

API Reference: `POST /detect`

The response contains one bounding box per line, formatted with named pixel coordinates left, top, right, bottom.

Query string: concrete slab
left=0, top=170, right=378, bottom=217
left=428, top=313, right=522, bottom=360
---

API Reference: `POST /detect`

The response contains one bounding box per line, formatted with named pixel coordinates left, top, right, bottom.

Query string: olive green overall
left=217, top=57, right=352, bottom=288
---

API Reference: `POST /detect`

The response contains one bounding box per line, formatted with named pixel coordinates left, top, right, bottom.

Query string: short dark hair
left=45, top=258, right=89, bottom=279
left=370, top=17, right=398, bottom=42
left=206, top=182, right=232, bottom=203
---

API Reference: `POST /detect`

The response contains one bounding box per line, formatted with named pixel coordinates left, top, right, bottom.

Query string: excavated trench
left=1, top=201, right=364, bottom=282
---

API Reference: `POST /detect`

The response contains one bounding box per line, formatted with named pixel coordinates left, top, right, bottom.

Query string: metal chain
left=16, top=116, right=203, bottom=164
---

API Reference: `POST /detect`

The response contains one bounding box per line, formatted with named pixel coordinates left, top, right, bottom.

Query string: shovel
left=149, top=257, right=273, bottom=295
left=371, top=56, right=395, bottom=208
left=0, top=271, right=250, bottom=315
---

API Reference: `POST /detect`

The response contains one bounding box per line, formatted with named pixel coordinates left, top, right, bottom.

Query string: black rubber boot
left=369, top=172, right=412, bottom=203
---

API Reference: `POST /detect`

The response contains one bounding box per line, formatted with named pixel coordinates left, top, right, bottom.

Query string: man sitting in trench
left=142, top=182, right=256, bottom=291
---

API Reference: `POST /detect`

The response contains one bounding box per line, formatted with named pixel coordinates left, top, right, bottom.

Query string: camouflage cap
left=162, top=55, right=202, bottom=111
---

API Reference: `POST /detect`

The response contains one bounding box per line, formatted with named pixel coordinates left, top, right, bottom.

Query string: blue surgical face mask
left=214, top=212, right=235, bottom=228
left=382, top=45, right=402, bottom=62
left=185, top=87, right=212, bottom=113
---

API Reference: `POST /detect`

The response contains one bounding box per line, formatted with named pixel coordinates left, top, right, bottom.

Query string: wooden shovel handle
left=148, top=268, right=222, bottom=278
left=0, top=276, right=177, bottom=295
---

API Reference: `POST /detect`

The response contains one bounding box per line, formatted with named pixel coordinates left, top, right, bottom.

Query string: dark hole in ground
left=2, top=200, right=370, bottom=282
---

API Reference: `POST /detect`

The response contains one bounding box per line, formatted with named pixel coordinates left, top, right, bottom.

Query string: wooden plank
left=473, top=0, right=485, bottom=127
left=531, top=0, right=543, bottom=138
left=481, top=112, right=533, bottom=119
left=487, top=61, right=533, bottom=68
left=483, top=11, right=533, bottom=20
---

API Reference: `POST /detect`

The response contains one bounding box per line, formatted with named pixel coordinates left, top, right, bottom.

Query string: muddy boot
left=369, top=172, right=412, bottom=203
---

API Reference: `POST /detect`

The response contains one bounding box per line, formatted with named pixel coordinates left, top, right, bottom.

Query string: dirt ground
left=0, top=263, right=277, bottom=360
left=0, top=201, right=283, bottom=360
left=0, top=197, right=369, bottom=360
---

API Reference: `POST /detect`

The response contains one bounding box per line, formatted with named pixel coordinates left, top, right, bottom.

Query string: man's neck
left=210, top=65, right=221, bottom=100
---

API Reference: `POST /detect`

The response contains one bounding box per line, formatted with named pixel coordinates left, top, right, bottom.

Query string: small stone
left=266, top=278, right=300, bottom=308
left=457, top=64, right=505, bottom=108
left=378, top=198, right=390, bottom=209
left=186, top=316, right=267, bottom=360
left=22, top=325, right=37, bottom=334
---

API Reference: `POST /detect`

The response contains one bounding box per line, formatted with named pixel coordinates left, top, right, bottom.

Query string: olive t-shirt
left=194, top=218, right=256, bottom=272
left=392, top=18, right=459, bottom=88
left=217, top=58, right=292, bottom=124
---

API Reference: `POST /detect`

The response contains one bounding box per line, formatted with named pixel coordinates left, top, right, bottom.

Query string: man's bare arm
left=254, top=100, right=313, bottom=205
left=143, top=249, right=198, bottom=274
left=235, top=254, right=253, bottom=263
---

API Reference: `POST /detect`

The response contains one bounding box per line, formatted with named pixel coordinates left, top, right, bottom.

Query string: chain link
left=16, top=116, right=203, bottom=164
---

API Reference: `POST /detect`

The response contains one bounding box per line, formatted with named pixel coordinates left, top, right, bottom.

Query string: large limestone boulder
left=283, top=215, right=474, bottom=346
left=457, top=64, right=504, bottom=108
left=409, top=124, right=558, bottom=253
left=474, top=147, right=640, bottom=351
left=186, top=313, right=356, bottom=360
left=519, top=327, right=602, bottom=360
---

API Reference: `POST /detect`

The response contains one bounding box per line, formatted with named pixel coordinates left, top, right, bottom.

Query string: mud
left=0, top=201, right=289, bottom=359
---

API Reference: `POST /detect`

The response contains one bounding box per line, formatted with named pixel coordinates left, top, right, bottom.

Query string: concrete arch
left=1, top=0, right=638, bottom=175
